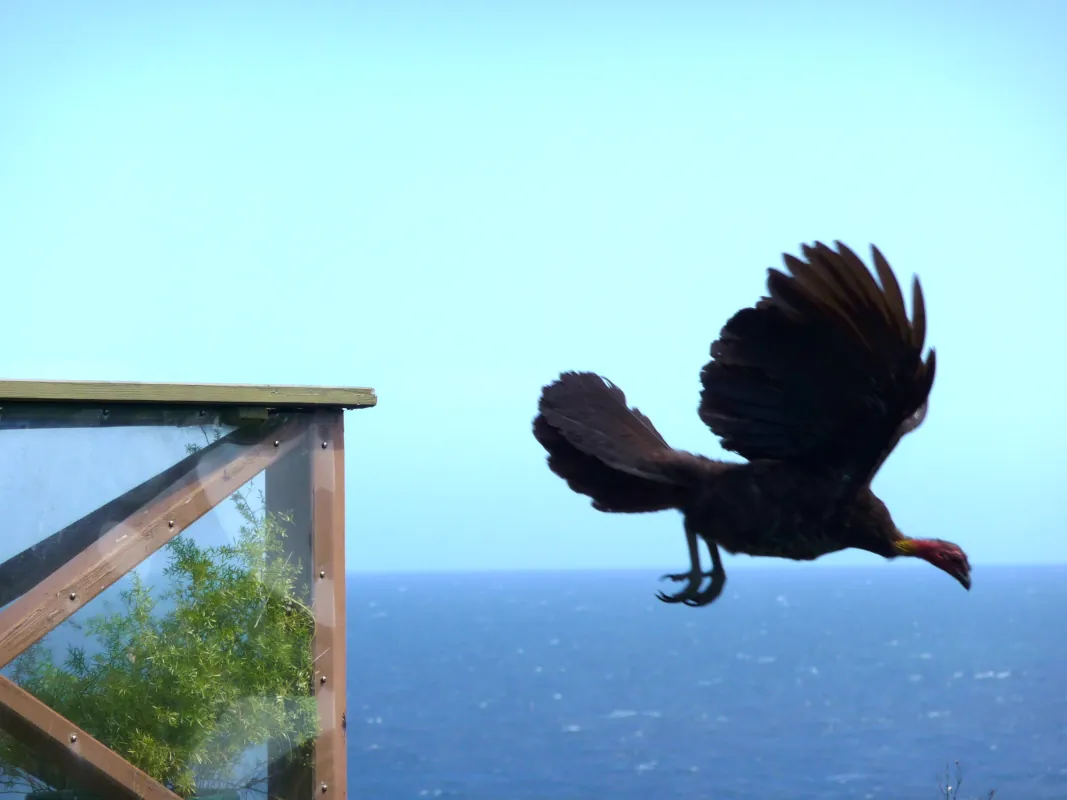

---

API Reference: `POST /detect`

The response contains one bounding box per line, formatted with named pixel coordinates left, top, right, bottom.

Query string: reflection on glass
left=0, top=418, right=320, bottom=799
left=0, top=421, right=237, bottom=611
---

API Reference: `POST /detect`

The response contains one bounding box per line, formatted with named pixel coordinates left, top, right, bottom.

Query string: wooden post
left=264, top=410, right=347, bottom=800
left=310, top=410, right=347, bottom=800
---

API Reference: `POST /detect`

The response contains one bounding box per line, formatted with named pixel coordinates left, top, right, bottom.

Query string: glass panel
left=0, top=409, right=332, bottom=800
left=0, top=410, right=237, bottom=613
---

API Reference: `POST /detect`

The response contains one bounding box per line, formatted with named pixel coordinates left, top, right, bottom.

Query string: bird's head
left=896, top=538, right=971, bottom=590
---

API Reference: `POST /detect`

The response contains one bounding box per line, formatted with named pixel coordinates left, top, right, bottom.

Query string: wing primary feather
left=870, top=245, right=909, bottom=341
left=828, top=242, right=884, bottom=308
left=783, top=255, right=854, bottom=322
left=812, top=242, right=880, bottom=318
left=923, top=348, right=937, bottom=391
left=826, top=241, right=897, bottom=343
left=911, top=276, right=927, bottom=349
left=778, top=249, right=871, bottom=349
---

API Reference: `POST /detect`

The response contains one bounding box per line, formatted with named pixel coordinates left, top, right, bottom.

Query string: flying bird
left=532, top=241, right=970, bottom=607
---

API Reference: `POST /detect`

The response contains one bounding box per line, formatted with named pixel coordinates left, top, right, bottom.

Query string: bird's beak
left=954, top=567, right=971, bottom=591
left=912, top=541, right=971, bottom=591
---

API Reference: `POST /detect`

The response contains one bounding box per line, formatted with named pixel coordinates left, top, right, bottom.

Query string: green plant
left=938, top=761, right=996, bottom=800
left=0, top=475, right=317, bottom=798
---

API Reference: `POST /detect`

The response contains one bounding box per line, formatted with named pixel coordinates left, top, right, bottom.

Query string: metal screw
left=69, top=592, right=77, bottom=601
left=101, top=409, right=109, bottom=417
left=320, top=783, right=328, bottom=794
left=319, top=570, right=326, bottom=579
left=320, top=675, right=327, bottom=685
left=274, top=440, right=280, bottom=447
left=69, top=733, right=78, bottom=743
left=168, top=520, right=175, bottom=528
left=321, top=441, right=328, bottom=449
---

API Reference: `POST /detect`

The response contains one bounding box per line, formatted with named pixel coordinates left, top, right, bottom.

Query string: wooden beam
left=0, top=402, right=227, bottom=430
left=0, top=421, right=286, bottom=609
left=0, top=416, right=310, bottom=668
left=265, top=430, right=315, bottom=800
left=0, top=675, right=181, bottom=800
left=311, top=411, right=348, bottom=800
left=0, top=379, right=377, bottom=409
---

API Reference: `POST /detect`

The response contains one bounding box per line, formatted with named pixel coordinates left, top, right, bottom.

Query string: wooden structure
left=0, top=380, right=376, bottom=799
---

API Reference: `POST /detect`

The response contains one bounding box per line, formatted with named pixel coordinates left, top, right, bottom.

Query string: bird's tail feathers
left=533, top=371, right=695, bottom=513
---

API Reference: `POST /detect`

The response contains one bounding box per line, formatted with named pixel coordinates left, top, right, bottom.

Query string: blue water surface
left=348, top=566, right=1067, bottom=799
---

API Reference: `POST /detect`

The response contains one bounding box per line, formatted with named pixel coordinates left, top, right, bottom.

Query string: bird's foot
left=655, top=570, right=716, bottom=605
left=684, top=574, right=727, bottom=608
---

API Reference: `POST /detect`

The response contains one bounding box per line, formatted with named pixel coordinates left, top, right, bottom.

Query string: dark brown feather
left=539, top=371, right=675, bottom=484
left=532, top=415, right=682, bottom=513
left=698, top=240, right=935, bottom=492
left=533, top=372, right=712, bottom=511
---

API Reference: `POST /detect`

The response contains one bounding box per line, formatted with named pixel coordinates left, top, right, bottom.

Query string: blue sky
left=1, top=1, right=1064, bottom=573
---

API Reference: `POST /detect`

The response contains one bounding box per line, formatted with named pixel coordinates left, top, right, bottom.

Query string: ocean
left=348, top=565, right=1067, bottom=800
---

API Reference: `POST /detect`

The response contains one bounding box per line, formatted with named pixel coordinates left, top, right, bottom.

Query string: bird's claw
left=683, top=590, right=715, bottom=608
left=655, top=570, right=714, bottom=604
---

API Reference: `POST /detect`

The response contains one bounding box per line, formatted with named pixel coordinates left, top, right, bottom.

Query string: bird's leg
left=656, top=522, right=713, bottom=604
left=683, top=540, right=727, bottom=608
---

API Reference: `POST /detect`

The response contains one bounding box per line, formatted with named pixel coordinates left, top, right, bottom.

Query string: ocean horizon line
left=344, top=562, right=1067, bottom=576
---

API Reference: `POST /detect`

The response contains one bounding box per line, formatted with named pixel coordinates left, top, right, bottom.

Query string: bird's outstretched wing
left=698, top=241, right=936, bottom=491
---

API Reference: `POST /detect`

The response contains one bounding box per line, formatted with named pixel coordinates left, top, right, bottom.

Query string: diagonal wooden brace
left=0, top=675, right=183, bottom=800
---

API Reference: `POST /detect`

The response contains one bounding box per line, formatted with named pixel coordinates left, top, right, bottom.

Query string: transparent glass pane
left=0, top=410, right=331, bottom=800
left=0, top=409, right=237, bottom=613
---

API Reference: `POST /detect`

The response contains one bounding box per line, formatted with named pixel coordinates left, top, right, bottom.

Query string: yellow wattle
left=894, top=539, right=918, bottom=555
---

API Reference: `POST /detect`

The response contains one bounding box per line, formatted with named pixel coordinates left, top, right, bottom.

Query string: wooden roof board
left=0, top=379, right=377, bottom=409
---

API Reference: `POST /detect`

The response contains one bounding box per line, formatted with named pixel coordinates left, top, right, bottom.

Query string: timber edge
left=0, top=379, right=377, bottom=409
